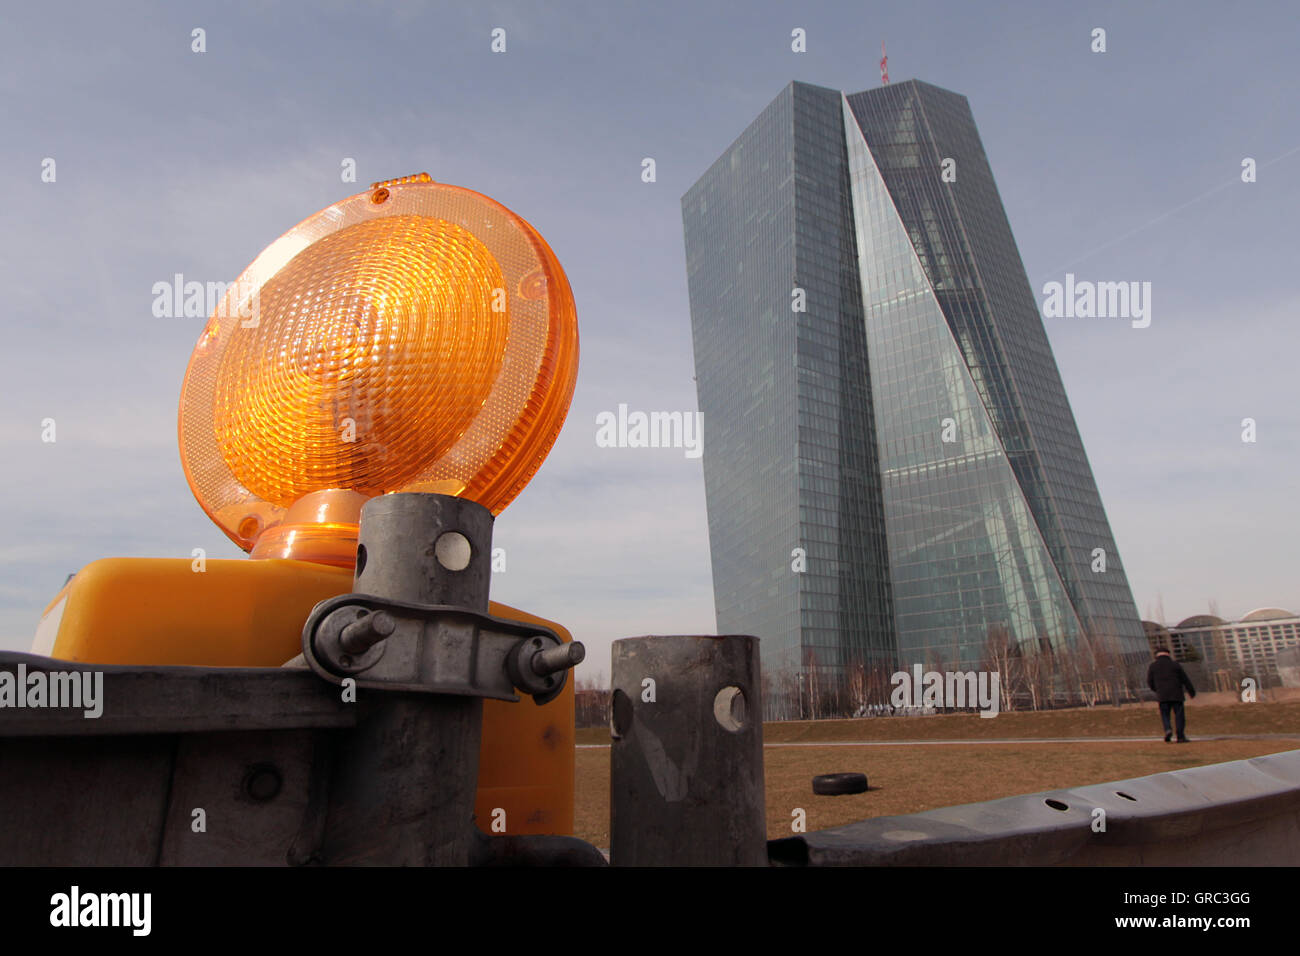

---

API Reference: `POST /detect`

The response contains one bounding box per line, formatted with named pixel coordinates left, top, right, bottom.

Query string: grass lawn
left=575, top=697, right=1300, bottom=746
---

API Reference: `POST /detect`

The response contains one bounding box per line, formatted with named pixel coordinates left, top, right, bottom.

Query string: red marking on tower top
left=880, top=41, right=889, bottom=84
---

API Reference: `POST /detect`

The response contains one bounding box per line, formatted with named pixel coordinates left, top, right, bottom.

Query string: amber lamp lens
left=178, top=178, right=578, bottom=561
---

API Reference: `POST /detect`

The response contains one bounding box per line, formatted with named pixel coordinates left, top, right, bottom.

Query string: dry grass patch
left=574, top=698, right=1300, bottom=747
left=574, top=738, right=1300, bottom=847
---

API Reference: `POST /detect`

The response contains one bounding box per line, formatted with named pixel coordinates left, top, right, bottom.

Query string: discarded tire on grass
left=813, top=773, right=868, bottom=795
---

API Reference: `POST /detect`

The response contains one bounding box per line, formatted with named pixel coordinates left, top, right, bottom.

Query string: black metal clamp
left=303, top=593, right=583, bottom=704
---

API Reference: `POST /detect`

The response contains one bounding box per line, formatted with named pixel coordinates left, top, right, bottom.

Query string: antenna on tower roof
left=880, top=41, right=889, bottom=85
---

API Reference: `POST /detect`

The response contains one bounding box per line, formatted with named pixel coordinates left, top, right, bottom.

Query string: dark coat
left=1147, top=654, right=1196, bottom=702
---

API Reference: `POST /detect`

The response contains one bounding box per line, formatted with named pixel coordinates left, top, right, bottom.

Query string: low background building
left=1143, top=608, right=1300, bottom=690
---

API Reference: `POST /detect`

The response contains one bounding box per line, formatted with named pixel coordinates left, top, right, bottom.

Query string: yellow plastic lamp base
left=33, top=557, right=575, bottom=837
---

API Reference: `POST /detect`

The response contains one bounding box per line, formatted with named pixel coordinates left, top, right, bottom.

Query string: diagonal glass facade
left=843, top=82, right=1146, bottom=661
left=683, top=79, right=1146, bottom=715
left=791, top=84, right=897, bottom=686
left=842, top=93, right=1087, bottom=665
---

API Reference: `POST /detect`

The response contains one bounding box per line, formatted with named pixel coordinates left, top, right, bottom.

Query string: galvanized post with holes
left=307, top=492, right=492, bottom=865
left=300, top=492, right=588, bottom=864
left=608, top=634, right=766, bottom=865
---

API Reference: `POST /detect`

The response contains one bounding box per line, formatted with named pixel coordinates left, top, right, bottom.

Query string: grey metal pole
left=609, top=634, right=767, bottom=866
left=353, top=493, right=494, bottom=610
left=320, top=493, right=490, bottom=866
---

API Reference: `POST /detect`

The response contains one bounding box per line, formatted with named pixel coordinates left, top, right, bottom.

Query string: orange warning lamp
left=36, top=175, right=581, bottom=837
left=178, top=173, right=578, bottom=567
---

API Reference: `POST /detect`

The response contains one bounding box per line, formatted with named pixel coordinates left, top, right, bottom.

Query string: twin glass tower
left=682, top=80, right=1146, bottom=711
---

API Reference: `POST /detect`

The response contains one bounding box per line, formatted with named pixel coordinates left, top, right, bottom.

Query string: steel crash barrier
left=769, top=748, right=1300, bottom=866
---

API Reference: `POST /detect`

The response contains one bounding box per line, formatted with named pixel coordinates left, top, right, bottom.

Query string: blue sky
left=2, top=1, right=1297, bottom=679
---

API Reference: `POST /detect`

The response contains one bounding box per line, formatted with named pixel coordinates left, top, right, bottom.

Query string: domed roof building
left=1241, top=607, right=1295, bottom=622
left=1174, top=614, right=1227, bottom=630
left=1163, top=607, right=1300, bottom=684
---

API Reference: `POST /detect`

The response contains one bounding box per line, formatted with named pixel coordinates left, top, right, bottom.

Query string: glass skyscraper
left=682, top=80, right=1147, bottom=714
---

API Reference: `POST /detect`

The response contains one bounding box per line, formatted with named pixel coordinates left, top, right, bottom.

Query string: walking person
left=1147, top=646, right=1196, bottom=742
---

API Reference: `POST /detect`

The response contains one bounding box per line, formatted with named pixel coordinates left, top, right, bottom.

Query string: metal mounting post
left=609, top=634, right=767, bottom=865
left=316, top=493, right=492, bottom=865
left=305, top=492, right=586, bottom=864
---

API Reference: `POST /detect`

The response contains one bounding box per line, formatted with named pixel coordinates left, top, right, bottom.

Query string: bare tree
left=1073, top=632, right=1108, bottom=707
left=573, top=671, right=610, bottom=729
left=1020, top=639, right=1044, bottom=711
left=803, top=646, right=820, bottom=721
left=981, top=623, right=1019, bottom=713
left=841, top=658, right=871, bottom=717
left=768, top=664, right=802, bottom=722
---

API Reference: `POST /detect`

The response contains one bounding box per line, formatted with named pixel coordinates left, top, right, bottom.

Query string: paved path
left=576, top=733, right=1300, bottom=749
